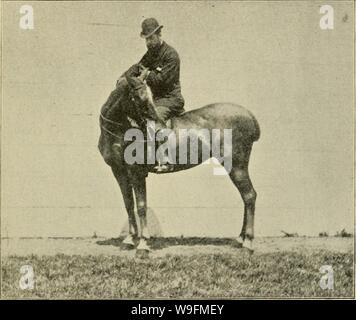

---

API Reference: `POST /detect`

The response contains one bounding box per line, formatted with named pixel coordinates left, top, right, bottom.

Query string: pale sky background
left=1, top=1, right=354, bottom=238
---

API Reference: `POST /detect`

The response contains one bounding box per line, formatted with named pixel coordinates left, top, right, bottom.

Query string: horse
left=98, top=75, right=260, bottom=256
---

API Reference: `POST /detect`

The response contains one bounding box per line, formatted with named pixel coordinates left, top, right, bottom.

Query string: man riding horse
left=124, top=18, right=185, bottom=172
left=99, top=18, right=260, bottom=255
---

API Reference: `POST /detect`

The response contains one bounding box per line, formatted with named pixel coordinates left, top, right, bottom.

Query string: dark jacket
left=123, top=41, right=185, bottom=119
left=139, top=41, right=184, bottom=103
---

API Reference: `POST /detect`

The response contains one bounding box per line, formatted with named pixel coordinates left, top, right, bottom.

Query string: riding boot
left=152, top=121, right=174, bottom=173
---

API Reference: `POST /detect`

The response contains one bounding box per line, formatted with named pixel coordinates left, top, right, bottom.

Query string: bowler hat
left=140, top=18, right=163, bottom=38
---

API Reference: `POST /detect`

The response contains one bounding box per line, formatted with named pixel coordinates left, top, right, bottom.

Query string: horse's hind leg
left=111, top=166, right=138, bottom=248
left=229, top=143, right=257, bottom=252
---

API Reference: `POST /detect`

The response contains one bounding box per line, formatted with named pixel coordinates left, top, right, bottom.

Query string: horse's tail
left=253, top=115, right=261, bottom=141
left=248, top=111, right=261, bottom=142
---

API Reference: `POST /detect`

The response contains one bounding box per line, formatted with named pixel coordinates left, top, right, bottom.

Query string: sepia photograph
left=0, top=0, right=354, bottom=300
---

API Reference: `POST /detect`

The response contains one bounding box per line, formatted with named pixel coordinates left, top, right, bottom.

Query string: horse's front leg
left=131, top=172, right=150, bottom=255
left=111, top=165, right=138, bottom=248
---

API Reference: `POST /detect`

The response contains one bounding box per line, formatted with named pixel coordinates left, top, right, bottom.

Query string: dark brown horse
left=98, top=75, right=260, bottom=255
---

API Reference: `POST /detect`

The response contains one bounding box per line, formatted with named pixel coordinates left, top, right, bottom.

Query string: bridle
left=100, top=112, right=124, bottom=139
left=100, top=111, right=154, bottom=145
left=100, top=77, right=152, bottom=141
left=100, top=100, right=149, bottom=141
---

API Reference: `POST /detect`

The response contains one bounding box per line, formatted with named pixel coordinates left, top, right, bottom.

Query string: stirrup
left=154, top=160, right=174, bottom=173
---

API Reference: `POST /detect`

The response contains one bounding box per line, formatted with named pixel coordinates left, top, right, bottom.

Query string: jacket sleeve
left=146, top=51, right=180, bottom=89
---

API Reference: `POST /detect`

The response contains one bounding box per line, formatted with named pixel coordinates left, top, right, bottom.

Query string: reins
left=100, top=111, right=151, bottom=143
left=100, top=123, right=123, bottom=139
left=100, top=80, right=152, bottom=142
left=100, top=112, right=125, bottom=140
left=100, top=112, right=123, bottom=127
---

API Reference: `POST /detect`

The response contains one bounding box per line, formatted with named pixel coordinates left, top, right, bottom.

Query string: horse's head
left=101, top=72, right=162, bottom=135
left=125, top=75, right=161, bottom=123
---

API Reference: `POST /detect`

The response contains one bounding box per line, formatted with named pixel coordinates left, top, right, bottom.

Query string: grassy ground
left=1, top=237, right=354, bottom=299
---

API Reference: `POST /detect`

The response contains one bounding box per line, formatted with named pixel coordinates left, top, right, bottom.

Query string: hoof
left=135, top=249, right=150, bottom=259
left=232, top=240, right=243, bottom=249
left=232, top=236, right=244, bottom=249
left=136, top=238, right=150, bottom=251
left=242, top=239, right=254, bottom=255
left=121, top=243, right=136, bottom=250
left=121, top=234, right=136, bottom=250
left=153, top=164, right=174, bottom=174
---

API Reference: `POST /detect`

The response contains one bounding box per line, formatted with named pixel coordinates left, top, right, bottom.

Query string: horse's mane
left=101, top=74, right=160, bottom=131
left=103, top=76, right=147, bottom=127
left=116, top=76, right=129, bottom=92
left=100, top=78, right=125, bottom=121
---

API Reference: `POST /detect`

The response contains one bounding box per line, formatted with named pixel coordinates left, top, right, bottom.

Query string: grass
left=1, top=250, right=353, bottom=299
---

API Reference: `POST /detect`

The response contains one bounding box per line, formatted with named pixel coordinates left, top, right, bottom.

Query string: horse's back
left=172, top=103, right=260, bottom=142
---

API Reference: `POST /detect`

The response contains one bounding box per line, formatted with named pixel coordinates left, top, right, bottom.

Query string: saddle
left=127, top=116, right=174, bottom=130
left=125, top=115, right=177, bottom=173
